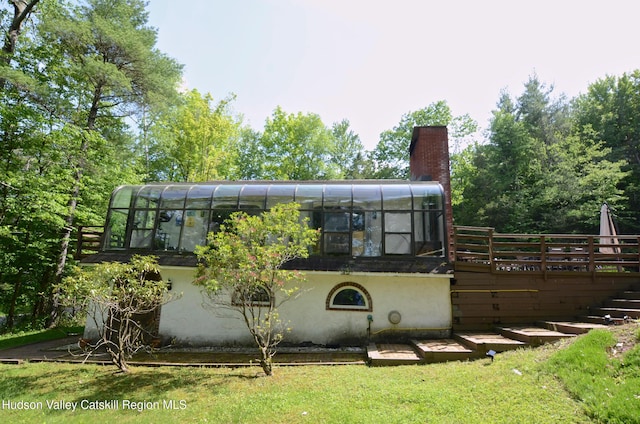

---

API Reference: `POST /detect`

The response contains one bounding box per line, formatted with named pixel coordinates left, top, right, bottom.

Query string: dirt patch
left=608, top=322, right=639, bottom=356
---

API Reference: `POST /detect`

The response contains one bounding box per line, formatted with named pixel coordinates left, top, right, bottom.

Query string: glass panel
left=324, top=233, right=350, bottom=254
left=295, top=185, right=323, bottom=210
left=103, top=209, right=128, bottom=249
left=266, top=185, right=296, bottom=208
left=111, top=186, right=136, bottom=209
left=239, top=185, right=267, bottom=210
left=382, top=185, right=412, bottom=210
left=385, top=212, right=411, bottom=233
left=353, top=185, right=381, bottom=209
left=412, top=184, right=443, bottom=210
left=333, top=289, right=366, bottom=307
left=210, top=209, right=235, bottom=233
left=133, top=209, right=156, bottom=229
left=323, top=185, right=352, bottom=208
left=414, top=211, right=444, bottom=256
left=324, top=212, right=350, bottom=231
left=156, top=210, right=182, bottom=251
left=160, top=185, right=188, bottom=209
left=130, top=229, right=154, bottom=249
left=360, top=212, right=382, bottom=257
left=212, top=185, right=241, bottom=208
left=385, top=234, right=412, bottom=255
left=186, top=185, right=215, bottom=209
left=180, top=210, right=210, bottom=252
left=134, top=186, right=162, bottom=208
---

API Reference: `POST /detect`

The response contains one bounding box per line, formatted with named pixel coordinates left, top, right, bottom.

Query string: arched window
left=326, top=282, right=372, bottom=311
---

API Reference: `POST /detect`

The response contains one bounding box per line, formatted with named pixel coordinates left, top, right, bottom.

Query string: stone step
left=453, top=332, right=526, bottom=353
left=590, top=307, right=640, bottom=319
left=367, top=343, right=422, bottom=366
left=539, top=320, right=608, bottom=335
left=497, top=326, right=575, bottom=346
left=411, top=339, right=477, bottom=362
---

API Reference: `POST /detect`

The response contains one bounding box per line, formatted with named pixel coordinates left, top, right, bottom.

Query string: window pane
left=382, top=185, right=412, bottom=210
left=239, top=185, right=267, bottom=210
left=360, top=212, right=382, bottom=257
left=104, top=209, right=128, bottom=249
left=414, top=211, right=444, bottom=256
left=212, top=185, right=241, bottom=208
left=412, top=184, right=443, bottom=210
left=295, top=185, right=323, bottom=209
left=333, top=288, right=366, bottom=306
left=156, top=210, right=182, bottom=251
left=186, top=185, right=215, bottom=209
left=134, top=186, right=162, bottom=208
left=385, top=234, right=412, bottom=255
left=353, top=185, right=381, bottom=209
left=266, top=185, right=295, bottom=208
left=324, top=212, right=350, bottom=231
left=133, top=210, right=156, bottom=229
left=324, top=233, right=350, bottom=254
left=111, top=186, right=136, bottom=208
left=385, top=212, right=411, bottom=232
left=180, top=210, right=210, bottom=252
left=323, top=185, right=352, bottom=208
left=160, top=185, right=188, bottom=209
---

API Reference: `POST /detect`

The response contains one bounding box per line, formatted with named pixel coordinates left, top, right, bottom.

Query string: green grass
left=546, top=326, right=640, bottom=424
left=0, top=324, right=637, bottom=423
left=0, top=326, right=83, bottom=350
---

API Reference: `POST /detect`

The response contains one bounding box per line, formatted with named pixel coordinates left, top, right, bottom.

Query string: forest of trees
left=1, top=0, right=639, bottom=331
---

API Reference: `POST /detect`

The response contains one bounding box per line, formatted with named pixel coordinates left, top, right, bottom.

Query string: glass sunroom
left=101, top=181, right=447, bottom=270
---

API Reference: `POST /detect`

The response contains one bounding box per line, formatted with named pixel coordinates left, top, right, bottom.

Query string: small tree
left=194, top=203, right=319, bottom=376
left=59, top=255, right=176, bottom=373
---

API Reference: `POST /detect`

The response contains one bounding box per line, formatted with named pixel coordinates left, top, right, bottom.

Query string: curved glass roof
left=103, top=181, right=446, bottom=258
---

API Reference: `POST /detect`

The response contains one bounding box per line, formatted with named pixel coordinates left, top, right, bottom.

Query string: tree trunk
left=49, top=86, right=102, bottom=327
left=1, top=0, right=40, bottom=88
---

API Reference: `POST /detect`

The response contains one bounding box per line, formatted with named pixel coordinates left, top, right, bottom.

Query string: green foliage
left=546, top=328, right=640, bottom=423
left=453, top=75, right=629, bottom=233
left=194, top=203, right=319, bottom=375
left=372, top=101, right=478, bottom=179
left=58, top=255, right=175, bottom=373
left=241, top=106, right=345, bottom=180
left=147, top=89, right=242, bottom=181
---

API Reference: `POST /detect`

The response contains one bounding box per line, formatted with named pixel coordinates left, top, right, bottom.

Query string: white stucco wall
left=157, top=266, right=452, bottom=346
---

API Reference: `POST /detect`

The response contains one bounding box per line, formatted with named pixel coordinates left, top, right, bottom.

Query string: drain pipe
left=367, top=314, right=373, bottom=340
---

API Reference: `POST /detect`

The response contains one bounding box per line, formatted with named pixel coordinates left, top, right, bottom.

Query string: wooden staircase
left=368, top=286, right=640, bottom=366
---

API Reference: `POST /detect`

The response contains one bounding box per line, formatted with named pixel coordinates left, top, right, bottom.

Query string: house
left=82, top=127, right=455, bottom=346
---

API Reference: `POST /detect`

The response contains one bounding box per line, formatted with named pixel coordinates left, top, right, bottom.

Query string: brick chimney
left=409, top=126, right=454, bottom=261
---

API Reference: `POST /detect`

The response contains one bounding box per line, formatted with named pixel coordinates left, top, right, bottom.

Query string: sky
left=147, top=0, right=640, bottom=150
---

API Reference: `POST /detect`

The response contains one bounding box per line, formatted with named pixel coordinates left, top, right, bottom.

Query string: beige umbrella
left=599, top=203, right=619, bottom=254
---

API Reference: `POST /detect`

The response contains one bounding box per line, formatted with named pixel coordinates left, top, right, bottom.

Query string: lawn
left=0, top=323, right=637, bottom=423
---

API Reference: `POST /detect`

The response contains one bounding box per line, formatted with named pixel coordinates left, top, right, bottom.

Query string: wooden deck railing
left=75, top=226, right=104, bottom=259
left=453, top=225, right=640, bottom=275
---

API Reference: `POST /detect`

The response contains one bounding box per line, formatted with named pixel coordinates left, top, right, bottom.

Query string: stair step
left=367, top=343, right=422, bottom=366
left=590, top=307, right=640, bottom=319
left=539, top=321, right=608, bottom=335
left=497, top=326, right=575, bottom=346
left=411, top=339, right=477, bottom=362
left=579, top=315, right=627, bottom=325
left=619, top=291, right=640, bottom=300
left=605, top=299, right=640, bottom=308
left=454, top=332, right=526, bottom=353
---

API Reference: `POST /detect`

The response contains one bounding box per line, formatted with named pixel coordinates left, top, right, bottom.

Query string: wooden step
left=619, top=291, right=640, bottom=300
left=604, top=299, right=640, bottom=308
left=411, top=339, right=476, bottom=363
left=590, top=307, right=640, bottom=319
left=367, top=343, right=422, bottom=366
left=497, top=326, right=575, bottom=346
left=539, top=321, right=608, bottom=335
left=454, top=332, right=526, bottom=353
left=579, top=315, right=627, bottom=325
